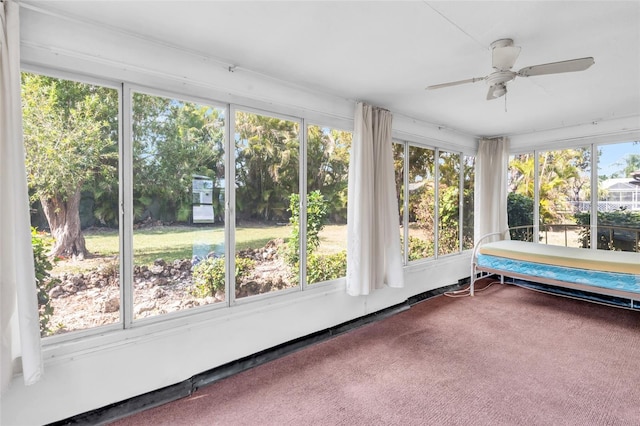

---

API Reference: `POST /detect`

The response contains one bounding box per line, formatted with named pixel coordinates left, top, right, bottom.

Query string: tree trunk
left=40, top=188, right=89, bottom=260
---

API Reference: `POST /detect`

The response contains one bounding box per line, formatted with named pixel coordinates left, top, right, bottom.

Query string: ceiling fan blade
left=492, top=45, right=521, bottom=71
left=517, top=57, right=595, bottom=77
left=486, top=84, right=507, bottom=100
left=426, top=76, right=485, bottom=90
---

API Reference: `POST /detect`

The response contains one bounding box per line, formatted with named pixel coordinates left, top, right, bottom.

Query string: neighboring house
left=601, top=175, right=640, bottom=211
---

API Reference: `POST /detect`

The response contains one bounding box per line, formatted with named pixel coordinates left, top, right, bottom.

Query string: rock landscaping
left=47, top=239, right=295, bottom=336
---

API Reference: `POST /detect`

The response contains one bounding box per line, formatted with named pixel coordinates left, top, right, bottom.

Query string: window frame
left=509, top=141, right=640, bottom=251
left=125, top=84, right=232, bottom=326
left=393, top=138, right=472, bottom=265
left=230, top=105, right=304, bottom=305
left=26, top=65, right=477, bottom=349
left=303, top=122, right=353, bottom=289
left=26, top=68, right=355, bottom=345
left=22, top=66, right=125, bottom=344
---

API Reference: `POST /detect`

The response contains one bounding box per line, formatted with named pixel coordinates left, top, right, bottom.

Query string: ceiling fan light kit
left=491, top=38, right=521, bottom=71
left=426, top=38, right=595, bottom=101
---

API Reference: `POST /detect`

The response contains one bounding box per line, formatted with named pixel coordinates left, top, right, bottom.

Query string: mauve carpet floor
left=109, top=282, right=640, bottom=425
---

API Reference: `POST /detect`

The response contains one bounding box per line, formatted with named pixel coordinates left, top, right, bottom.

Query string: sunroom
left=1, top=1, right=639, bottom=425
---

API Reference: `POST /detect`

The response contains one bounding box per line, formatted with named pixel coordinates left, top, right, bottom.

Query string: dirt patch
left=45, top=240, right=296, bottom=336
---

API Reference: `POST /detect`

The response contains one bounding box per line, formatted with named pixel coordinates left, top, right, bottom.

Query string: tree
left=509, top=149, right=590, bottom=224
left=507, top=193, right=534, bottom=241
left=437, top=151, right=461, bottom=254
left=622, top=153, right=640, bottom=177
left=132, top=93, right=225, bottom=223
left=235, top=112, right=299, bottom=221
left=306, top=126, right=351, bottom=223
left=22, top=73, right=118, bottom=259
left=462, top=155, right=475, bottom=249
left=406, top=146, right=435, bottom=226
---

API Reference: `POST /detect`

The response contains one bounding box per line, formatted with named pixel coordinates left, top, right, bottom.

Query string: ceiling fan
left=426, top=39, right=595, bottom=100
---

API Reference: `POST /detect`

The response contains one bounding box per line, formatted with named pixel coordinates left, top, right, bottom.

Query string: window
left=393, top=142, right=406, bottom=260
left=537, top=147, right=590, bottom=248
left=234, top=110, right=300, bottom=298
left=131, top=92, right=226, bottom=318
left=508, top=148, right=591, bottom=246
left=22, top=72, right=121, bottom=336
left=24, top=70, right=476, bottom=340
left=22, top=73, right=323, bottom=338
left=394, top=141, right=472, bottom=261
left=438, top=150, right=460, bottom=256
left=596, top=141, right=640, bottom=252
left=305, top=125, right=351, bottom=285
left=508, top=153, right=535, bottom=241
left=462, top=155, right=475, bottom=250
left=406, top=144, right=435, bottom=261
left=509, top=142, right=639, bottom=253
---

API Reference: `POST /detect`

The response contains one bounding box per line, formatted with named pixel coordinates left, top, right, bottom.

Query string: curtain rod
left=357, top=102, right=390, bottom=113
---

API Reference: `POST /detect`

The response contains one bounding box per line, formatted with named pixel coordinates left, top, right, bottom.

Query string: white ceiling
left=20, top=1, right=640, bottom=138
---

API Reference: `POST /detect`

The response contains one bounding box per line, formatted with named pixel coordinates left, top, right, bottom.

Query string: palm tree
left=235, top=112, right=299, bottom=221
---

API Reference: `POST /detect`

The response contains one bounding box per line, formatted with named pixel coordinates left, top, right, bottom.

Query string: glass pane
left=438, top=151, right=460, bottom=255
left=407, top=145, right=435, bottom=261
left=597, top=141, right=640, bottom=252
left=393, top=142, right=405, bottom=261
left=508, top=153, right=535, bottom=241
left=463, top=155, right=475, bottom=250
left=132, top=92, right=226, bottom=319
left=305, top=125, right=350, bottom=285
left=22, top=73, right=120, bottom=336
left=538, top=148, right=590, bottom=247
left=235, top=111, right=299, bottom=297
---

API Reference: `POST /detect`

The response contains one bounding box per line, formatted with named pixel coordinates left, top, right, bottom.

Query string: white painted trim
left=122, top=84, right=134, bottom=328
left=509, top=116, right=640, bottom=152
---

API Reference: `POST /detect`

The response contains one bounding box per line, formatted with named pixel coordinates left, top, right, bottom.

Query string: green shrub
left=306, top=251, right=347, bottom=284
left=575, top=210, right=640, bottom=251
left=285, top=190, right=328, bottom=264
left=507, top=193, right=534, bottom=241
left=400, top=235, right=434, bottom=261
left=192, top=256, right=255, bottom=297
left=437, top=226, right=460, bottom=254
left=32, top=227, right=59, bottom=336
left=438, top=186, right=462, bottom=253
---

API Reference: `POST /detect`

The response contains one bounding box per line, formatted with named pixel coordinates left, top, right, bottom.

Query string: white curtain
left=1, top=0, right=43, bottom=393
left=474, top=137, right=510, bottom=242
left=346, top=102, right=404, bottom=296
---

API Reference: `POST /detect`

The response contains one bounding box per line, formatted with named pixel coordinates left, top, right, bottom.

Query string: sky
left=598, top=141, right=640, bottom=178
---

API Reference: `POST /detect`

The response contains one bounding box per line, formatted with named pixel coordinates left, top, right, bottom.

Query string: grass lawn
left=315, top=224, right=348, bottom=255
left=53, top=223, right=348, bottom=274
left=83, top=224, right=294, bottom=265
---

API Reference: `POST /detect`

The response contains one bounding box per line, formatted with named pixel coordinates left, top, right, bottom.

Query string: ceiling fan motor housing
left=486, top=70, right=516, bottom=87
left=487, top=38, right=519, bottom=98
left=491, top=38, right=515, bottom=50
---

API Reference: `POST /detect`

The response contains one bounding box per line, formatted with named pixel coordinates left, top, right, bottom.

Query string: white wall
left=1, top=255, right=470, bottom=425
left=1, top=7, right=477, bottom=425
